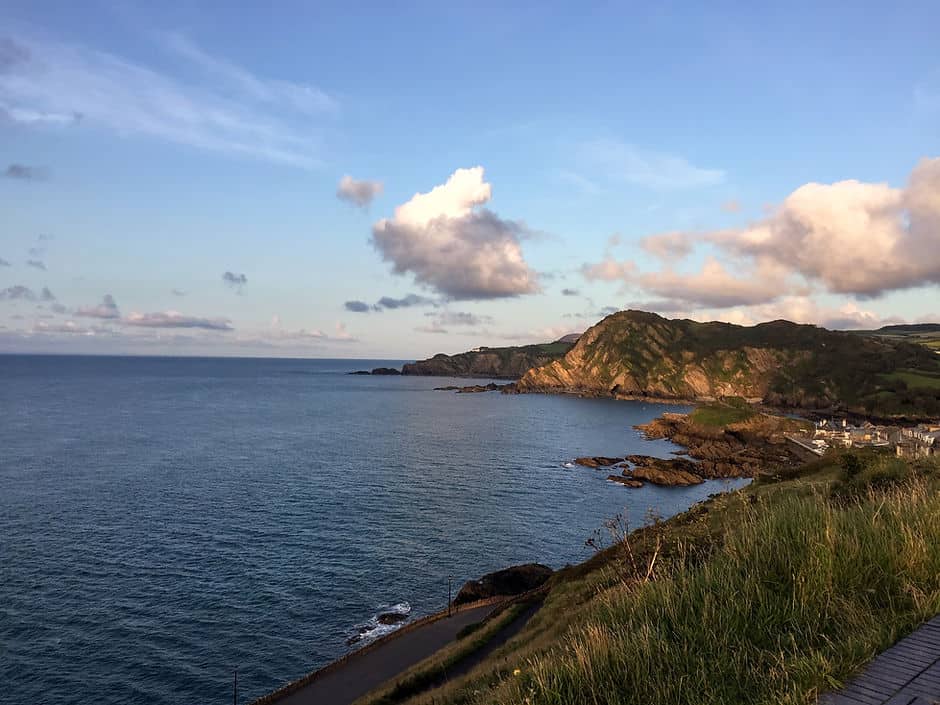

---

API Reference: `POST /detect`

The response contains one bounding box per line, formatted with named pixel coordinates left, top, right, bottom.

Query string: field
left=689, top=398, right=757, bottom=427
left=881, top=368, right=940, bottom=390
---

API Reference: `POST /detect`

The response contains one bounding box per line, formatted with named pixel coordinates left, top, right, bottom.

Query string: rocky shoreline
left=571, top=410, right=805, bottom=488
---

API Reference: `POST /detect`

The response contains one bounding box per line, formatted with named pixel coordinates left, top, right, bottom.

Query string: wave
left=346, top=601, right=412, bottom=646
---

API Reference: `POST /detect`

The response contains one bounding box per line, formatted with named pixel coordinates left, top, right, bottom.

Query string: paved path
left=820, top=615, right=940, bottom=704
left=272, top=604, right=495, bottom=705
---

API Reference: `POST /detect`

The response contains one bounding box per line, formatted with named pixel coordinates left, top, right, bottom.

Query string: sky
left=1, top=1, right=939, bottom=359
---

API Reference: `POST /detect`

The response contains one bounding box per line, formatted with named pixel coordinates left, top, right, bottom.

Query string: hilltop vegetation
left=402, top=340, right=575, bottom=379
left=355, top=449, right=940, bottom=705
left=515, top=311, right=940, bottom=418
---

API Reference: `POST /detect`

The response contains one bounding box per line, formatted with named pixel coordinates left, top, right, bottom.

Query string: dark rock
left=434, top=382, right=509, bottom=393
left=574, top=456, right=624, bottom=468
left=630, top=465, right=703, bottom=486
left=371, top=367, right=401, bottom=375
left=607, top=474, right=644, bottom=488
left=348, top=370, right=372, bottom=375
left=376, top=611, right=408, bottom=625
left=454, top=563, right=553, bottom=606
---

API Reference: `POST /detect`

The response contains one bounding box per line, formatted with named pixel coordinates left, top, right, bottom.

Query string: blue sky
left=1, top=1, right=939, bottom=358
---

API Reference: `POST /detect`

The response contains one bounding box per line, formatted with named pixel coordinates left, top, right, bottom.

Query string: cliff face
left=516, top=311, right=940, bottom=417
left=402, top=341, right=574, bottom=379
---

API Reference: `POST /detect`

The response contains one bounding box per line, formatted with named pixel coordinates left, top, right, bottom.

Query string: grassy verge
left=384, top=451, right=940, bottom=705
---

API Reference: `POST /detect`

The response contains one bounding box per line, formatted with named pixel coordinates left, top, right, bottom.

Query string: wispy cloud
left=0, top=32, right=334, bottom=168
left=0, top=285, right=55, bottom=301
left=4, top=163, right=48, bottom=180
left=575, top=139, right=724, bottom=189
left=344, top=293, right=438, bottom=313
left=25, top=259, right=46, bottom=270
left=0, top=257, right=9, bottom=266
left=124, top=311, right=233, bottom=330
left=222, top=271, right=247, bottom=292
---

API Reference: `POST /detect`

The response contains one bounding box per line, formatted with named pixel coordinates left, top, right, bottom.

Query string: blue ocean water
left=0, top=355, right=742, bottom=704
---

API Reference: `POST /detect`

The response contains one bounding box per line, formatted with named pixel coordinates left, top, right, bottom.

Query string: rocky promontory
left=454, top=563, right=553, bottom=605
left=402, top=339, right=576, bottom=379
left=513, top=310, right=940, bottom=418
left=434, top=382, right=512, bottom=393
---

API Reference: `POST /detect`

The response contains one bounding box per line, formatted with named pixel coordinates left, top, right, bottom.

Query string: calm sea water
left=0, top=355, right=743, bottom=705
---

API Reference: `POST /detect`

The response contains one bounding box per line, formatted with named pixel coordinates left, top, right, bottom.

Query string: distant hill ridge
left=515, top=310, right=940, bottom=418
left=402, top=336, right=579, bottom=379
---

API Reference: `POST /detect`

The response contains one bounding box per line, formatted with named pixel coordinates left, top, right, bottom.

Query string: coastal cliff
left=402, top=340, right=576, bottom=379
left=515, top=310, right=940, bottom=417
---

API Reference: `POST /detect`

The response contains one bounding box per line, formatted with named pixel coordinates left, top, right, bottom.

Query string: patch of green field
left=882, top=369, right=940, bottom=390
left=689, top=398, right=756, bottom=427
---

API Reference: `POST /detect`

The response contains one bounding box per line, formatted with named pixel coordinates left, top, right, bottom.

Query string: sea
left=0, top=355, right=746, bottom=705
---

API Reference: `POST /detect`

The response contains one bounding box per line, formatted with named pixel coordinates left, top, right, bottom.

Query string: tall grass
left=482, top=481, right=940, bottom=705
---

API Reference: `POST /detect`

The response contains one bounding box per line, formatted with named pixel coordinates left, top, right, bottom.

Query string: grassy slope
left=372, top=450, right=940, bottom=705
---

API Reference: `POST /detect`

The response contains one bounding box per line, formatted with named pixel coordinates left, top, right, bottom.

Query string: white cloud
left=0, top=33, right=332, bottom=167
left=336, top=175, right=384, bottom=208
left=582, top=158, right=940, bottom=313
left=371, top=166, right=539, bottom=299
left=708, top=158, right=940, bottom=297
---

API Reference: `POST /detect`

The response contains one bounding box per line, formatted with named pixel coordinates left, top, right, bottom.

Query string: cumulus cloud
left=581, top=158, right=940, bottom=313
left=371, top=166, right=539, bottom=300
left=4, top=163, right=48, bottom=180
left=704, top=158, right=940, bottom=297
left=26, top=259, right=46, bottom=270
left=124, top=311, right=233, bottom=330
left=336, top=175, right=383, bottom=208
left=222, top=271, right=247, bottom=292
left=76, top=294, right=120, bottom=319
left=1, top=33, right=332, bottom=168
left=577, top=140, right=725, bottom=189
